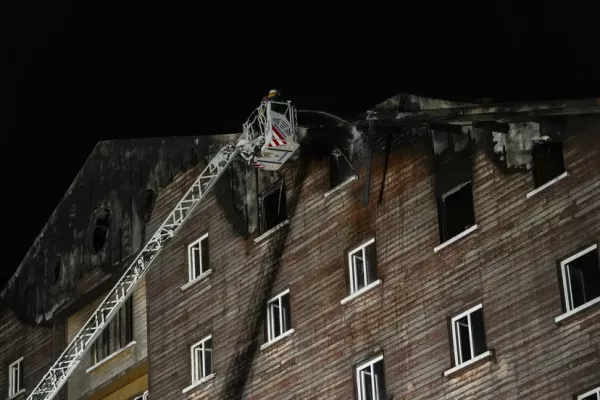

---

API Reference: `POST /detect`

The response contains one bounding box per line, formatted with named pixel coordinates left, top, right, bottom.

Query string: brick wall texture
left=0, top=278, right=147, bottom=400
left=0, top=309, right=66, bottom=400
left=1, top=116, right=598, bottom=400
left=145, top=117, right=600, bottom=399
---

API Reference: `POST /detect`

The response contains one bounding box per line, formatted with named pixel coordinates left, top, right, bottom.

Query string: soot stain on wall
left=2, top=135, right=245, bottom=325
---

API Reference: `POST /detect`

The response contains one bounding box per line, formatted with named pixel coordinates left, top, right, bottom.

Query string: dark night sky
left=2, top=9, right=599, bottom=288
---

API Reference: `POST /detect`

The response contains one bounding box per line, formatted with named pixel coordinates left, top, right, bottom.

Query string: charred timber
left=361, top=99, right=600, bottom=126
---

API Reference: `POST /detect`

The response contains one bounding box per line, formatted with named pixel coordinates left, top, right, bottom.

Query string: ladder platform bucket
left=244, top=100, right=299, bottom=171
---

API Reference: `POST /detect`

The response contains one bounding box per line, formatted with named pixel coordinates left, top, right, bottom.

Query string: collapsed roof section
left=360, top=95, right=600, bottom=170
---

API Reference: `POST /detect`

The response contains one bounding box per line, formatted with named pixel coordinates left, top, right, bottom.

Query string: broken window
left=450, top=304, right=487, bottom=367
left=329, top=147, right=355, bottom=188
left=190, top=335, right=213, bottom=384
left=347, top=238, right=378, bottom=295
left=578, top=387, right=600, bottom=400
left=188, top=233, right=210, bottom=282
left=259, top=181, right=288, bottom=233
left=531, top=140, right=565, bottom=188
left=438, top=181, right=475, bottom=243
left=559, top=244, right=600, bottom=312
left=356, top=355, right=386, bottom=400
left=91, top=297, right=133, bottom=364
left=264, top=289, right=292, bottom=343
left=8, top=357, right=23, bottom=397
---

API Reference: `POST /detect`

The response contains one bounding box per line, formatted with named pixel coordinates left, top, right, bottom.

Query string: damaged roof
left=0, top=135, right=238, bottom=324
left=2, top=92, right=599, bottom=325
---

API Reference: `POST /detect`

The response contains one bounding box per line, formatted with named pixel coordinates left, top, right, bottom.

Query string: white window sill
left=180, top=269, right=213, bottom=291
left=341, top=279, right=382, bottom=305
left=324, top=175, right=358, bottom=198
left=555, top=297, right=600, bottom=324
left=8, top=389, right=26, bottom=399
left=260, top=328, right=295, bottom=351
left=434, top=224, right=479, bottom=253
left=254, top=219, right=290, bottom=243
left=86, top=341, right=136, bottom=374
left=444, top=350, right=493, bottom=377
left=526, top=171, right=569, bottom=199
left=182, top=373, right=215, bottom=394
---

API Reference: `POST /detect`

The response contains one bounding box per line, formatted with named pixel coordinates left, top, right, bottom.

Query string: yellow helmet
left=267, top=89, right=280, bottom=99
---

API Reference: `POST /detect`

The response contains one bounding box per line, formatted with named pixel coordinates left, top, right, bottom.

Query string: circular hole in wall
left=91, top=207, right=111, bottom=253
left=142, top=189, right=156, bottom=222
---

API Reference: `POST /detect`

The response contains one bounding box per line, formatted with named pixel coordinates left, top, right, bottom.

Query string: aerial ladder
left=27, top=91, right=299, bottom=400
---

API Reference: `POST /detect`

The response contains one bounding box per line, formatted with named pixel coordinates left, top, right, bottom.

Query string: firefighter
left=263, top=89, right=281, bottom=102
left=260, top=89, right=281, bottom=120
left=267, top=89, right=281, bottom=101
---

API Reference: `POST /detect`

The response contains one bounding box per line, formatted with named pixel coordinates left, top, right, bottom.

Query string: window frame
left=557, top=243, right=600, bottom=317
left=265, top=289, right=292, bottom=343
left=355, top=354, right=385, bottom=400
left=329, top=147, right=356, bottom=190
left=190, top=334, right=213, bottom=385
left=258, top=180, right=288, bottom=234
left=437, top=180, right=477, bottom=246
left=91, top=296, right=134, bottom=365
left=450, top=303, right=487, bottom=368
left=187, top=233, right=210, bottom=282
left=8, top=357, right=24, bottom=398
left=531, top=139, right=565, bottom=189
left=347, top=238, right=377, bottom=295
left=131, top=391, right=149, bottom=400
left=577, top=386, right=600, bottom=400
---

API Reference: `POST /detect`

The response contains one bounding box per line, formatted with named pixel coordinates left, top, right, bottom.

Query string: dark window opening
left=438, top=181, right=475, bottom=243
left=92, top=297, right=133, bottom=364
left=579, top=390, right=600, bottom=400
left=142, top=190, right=156, bottom=222
left=265, top=291, right=292, bottom=342
left=348, top=239, right=378, bottom=294
left=357, top=357, right=386, bottom=400
left=201, top=237, right=209, bottom=274
left=259, top=182, right=287, bottom=233
left=563, top=246, right=600, bottom=311
left=92, top=208, right=111, bottom=253
left=531, top=140, right=565, bottom=188
left=191, top=336, right=212, bottom=383
left=456, top=317, right=472, bottom=362
left=329, top=148, right=355, bottom=188
left=188, top=234, right=210, bottom=281
left=470, top=308, right=487, bottom=355
left=452, top=307, right=487, bottom=366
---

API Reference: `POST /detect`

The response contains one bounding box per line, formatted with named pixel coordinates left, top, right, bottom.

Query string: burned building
left=1, top=93, right=599, bottom=400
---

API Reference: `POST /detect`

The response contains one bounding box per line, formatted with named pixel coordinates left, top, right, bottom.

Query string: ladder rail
left=27, top=142, right=240, bottom=400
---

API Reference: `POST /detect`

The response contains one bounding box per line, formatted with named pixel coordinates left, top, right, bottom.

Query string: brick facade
left=145, top=117, right=600, bottom=399
left=1, top=104, right=598, bottom=400
left=0, top=309, right=66, bottom=400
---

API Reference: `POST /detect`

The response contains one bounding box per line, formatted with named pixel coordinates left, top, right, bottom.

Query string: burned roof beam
left=360, top=98, right=600, bottom=127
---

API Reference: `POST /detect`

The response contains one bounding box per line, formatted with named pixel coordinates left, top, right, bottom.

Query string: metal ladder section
left=27, top=142, right=241, bottom=400
left=133, top=391, right=149, bottom=400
